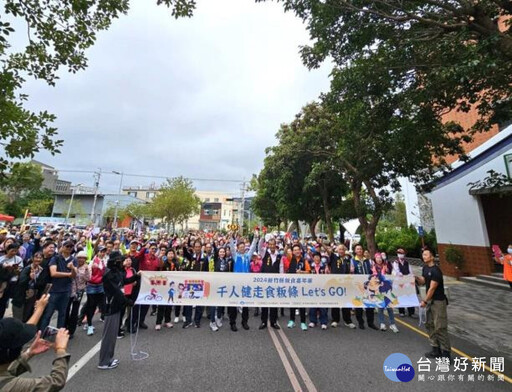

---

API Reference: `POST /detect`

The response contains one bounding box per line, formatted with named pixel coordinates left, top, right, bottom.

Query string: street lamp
left=112, top=171, right=124, bottom=229
left=65, top=184, right=83, bottom=224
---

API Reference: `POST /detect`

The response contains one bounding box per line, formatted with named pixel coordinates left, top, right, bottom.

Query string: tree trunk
left=365, top=223, right=377, bottom=257
left=320, top=181, right=335, bottom=242
left=309, top=218, right=318, bottom=239
left=294, top=220, right=300, bottom=236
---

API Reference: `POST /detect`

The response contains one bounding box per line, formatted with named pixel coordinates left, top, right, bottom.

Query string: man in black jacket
left=182, top=240, right=208, bottom=329
left=259, top=238, right=281, bottom=330
left=329, top=245, right=356, bottom=329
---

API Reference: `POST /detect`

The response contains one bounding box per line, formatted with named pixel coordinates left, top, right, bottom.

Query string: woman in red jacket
left=84, top=247, right=107, bottom=336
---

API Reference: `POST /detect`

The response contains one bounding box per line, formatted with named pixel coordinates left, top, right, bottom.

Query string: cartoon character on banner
left=167, top=281, right=175, bottom=303
left=354, top=273, right=398, bottom=308
left=145, top=287, right=163, bottom=302
left=178, top=283, right=185, bottom=299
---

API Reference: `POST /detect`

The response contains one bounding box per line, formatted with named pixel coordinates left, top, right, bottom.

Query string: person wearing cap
left=0, top=293, right=72, bottom=391
left=65, top=251, right=90, bottom=338
left=392, top=248, right=416, bottom=318
left=98, top=252, right=138, bottom=370
left=39, top=241, right=78, bottom=332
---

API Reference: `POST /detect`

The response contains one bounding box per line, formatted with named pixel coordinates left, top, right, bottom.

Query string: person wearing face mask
left=495, top=244, right=512, bottom=290
left=392, top=248, right=416, bottom=318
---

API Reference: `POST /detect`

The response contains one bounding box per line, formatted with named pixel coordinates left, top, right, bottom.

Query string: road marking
left=268, top=328, right=303, bottom=392
left=66, top=340, right=102, bottom=382
left=277, top=329, right=318, bottom=392
left=394, top=318, right=512, bottom=384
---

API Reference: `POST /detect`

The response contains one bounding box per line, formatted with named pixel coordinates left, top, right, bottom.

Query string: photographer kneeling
left=0, top=294, right=71, bottom=391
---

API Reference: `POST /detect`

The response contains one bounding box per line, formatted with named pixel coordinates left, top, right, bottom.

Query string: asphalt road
left=23, top=309, right=511, bottom=392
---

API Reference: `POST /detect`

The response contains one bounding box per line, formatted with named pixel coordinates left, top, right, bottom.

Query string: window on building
left=146, top=192, right=155, bottom=199
left=128, top=192, right=137, bottom=198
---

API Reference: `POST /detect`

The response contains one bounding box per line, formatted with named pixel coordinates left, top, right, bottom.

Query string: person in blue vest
left=228, top=229, right=259, bottom=332
left=351, top=244, right=378, bottom=330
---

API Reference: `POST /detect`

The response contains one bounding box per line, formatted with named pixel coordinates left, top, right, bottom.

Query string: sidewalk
left=410, top=265, right=512, bottom=360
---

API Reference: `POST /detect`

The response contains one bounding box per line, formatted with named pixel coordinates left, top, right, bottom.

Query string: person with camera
left=0, top=293, right=71, bottom=391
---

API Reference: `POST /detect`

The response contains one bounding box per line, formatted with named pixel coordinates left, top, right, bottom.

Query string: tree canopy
left=149, top=176, right=200, bottom=231
left=266, top=0, right=512, bottom=133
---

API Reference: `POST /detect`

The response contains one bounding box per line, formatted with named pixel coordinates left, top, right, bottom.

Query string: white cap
left=76, top=251, right=87, bottom=259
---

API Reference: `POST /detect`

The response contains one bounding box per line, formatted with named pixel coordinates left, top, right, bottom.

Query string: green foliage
left=252, top=103, right=351, bottom=239
left=444, top=244, right=465, bottom=269
left=468, top=170, right=512, bottom=194
left=27, top=198, right=53, bottom=216
left=0, top=0, right=196, bottom=173
left=381, top=193, right=408, bottom=229
left=0, top=162, right=44, bottom=202
left=149, top=176, right=200, bottom=229
left=267, top=0, right=512, bottom=134
left=62, top=199, right=86, bottom=218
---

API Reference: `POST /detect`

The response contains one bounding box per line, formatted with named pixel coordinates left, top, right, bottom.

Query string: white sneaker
left=215, top=316, right=223, bottom=328
left=389, top=324, right=399, bottom=333
left=330, top=321, right=338, bottom=328
left=87, top=326, right=94, bottom=336
left=165, top=322, right=174, bottom=328
left=321, top=324, right=327, bottom=330
left=238, top=307, right=242, bottom=314
left=380, top=323, right=387, bottom=331
left=210, top=321, right=219, bottom=332
left=83, top=324, right=88, bottom=331
left=295, top=309, right=299, bottom=316
left=182, top=316, right=186, bottom=323
left=308, top=322, right=315, bottom=328
left=174, top=317, right=179, bottom=324
left=344, top=322, right=356, bottom=329
left=155, top=324, right=162, bottom=331
left=98, top=360, right=119, bottom=370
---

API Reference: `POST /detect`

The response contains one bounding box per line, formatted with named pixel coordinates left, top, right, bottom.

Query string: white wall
left=428, top=130, right=512, bottom=246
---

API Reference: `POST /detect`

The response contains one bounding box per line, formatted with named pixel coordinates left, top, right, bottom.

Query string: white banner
left=135, top=272, right=419, bottom=308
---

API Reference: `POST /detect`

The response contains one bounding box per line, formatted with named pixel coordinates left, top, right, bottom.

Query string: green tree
left=382, top=193, right=408, bottom=229
left=0, top=0, right=195, bottom=174
left=268, top=0, right=512, bottom=133
left=0, top=162, right=44, bottom=203
left=253, top=103, right=350, bottom=239
left=61, top=199, right=86, bottom=219
left=27, top=198, right=53, bottom=216
left=149, top=177, right=200, bottom=231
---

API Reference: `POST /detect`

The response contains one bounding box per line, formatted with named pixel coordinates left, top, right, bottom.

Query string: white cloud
left=24, top=0, right=331, bottom=193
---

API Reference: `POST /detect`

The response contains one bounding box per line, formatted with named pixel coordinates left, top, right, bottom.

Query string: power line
left=56, top=169, right=245, bottom=183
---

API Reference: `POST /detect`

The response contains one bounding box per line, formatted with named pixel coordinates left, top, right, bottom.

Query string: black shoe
left=359, top=324, right=365, bottom=330
left=117, top=332, right=125, bottom=339
left=271, top=323, right=280, bottom=330
left=441, top=350, right=452, bottom=362
left=138, top=322, right=148, bottom=330
left=259, top=323, right=267, bottom=330
left=77, top=319, right=83, bottom=327
left=230, top=324, right=238, bottom=332
left=280, top=309, right=285, bottom=316
left=100, top=315, right=105, bottom=322
left=368, top=324, right=378, bottom=330
left=425, top=347, right=442, bottom=358
left=242, top=322, right=250, bottom=330
left=183, top=321, right=192, bottom=329
left=195, top=323, right=201, bottom=328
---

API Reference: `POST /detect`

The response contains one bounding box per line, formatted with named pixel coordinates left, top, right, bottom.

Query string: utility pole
left=90, top=169, right=101, bottom=226
left=112, top=171, right=124, bottom=229
left=239, top=180, right=246, bottom=236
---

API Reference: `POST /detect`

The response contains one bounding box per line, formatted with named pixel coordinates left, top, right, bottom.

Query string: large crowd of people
left=0, top=224, right=453, bottom=376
